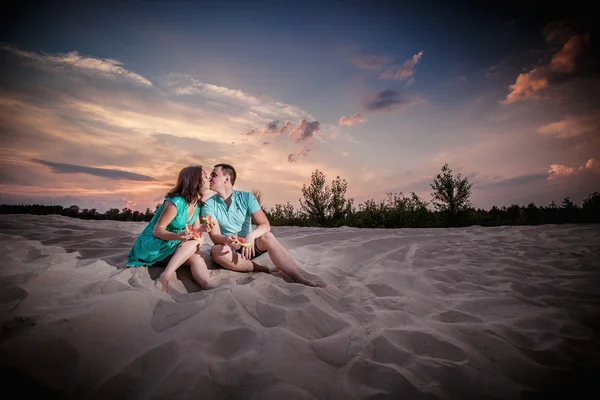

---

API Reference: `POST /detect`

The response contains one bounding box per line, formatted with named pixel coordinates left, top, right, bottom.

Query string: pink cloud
left=339, top=113, right=366, bottom=126
left=287, top=142, right=312, bottom=163
left=503, top=68, right=549, bottom=104
left=537, top=116, right=596, bottom=139
left=289, top=119, right=320, bottom=142
left=549, top=34, right=589, bottom=73
left=503, top=33, right=588, bottom=104
left=243, top=119, right=294, bottom=136
left=548, top=158, right=597, bottom=178
left=380, top=51, right=424, bottom=80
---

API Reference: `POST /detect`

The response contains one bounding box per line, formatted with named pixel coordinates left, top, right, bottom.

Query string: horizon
left=1, top=0, right=598, bottom=213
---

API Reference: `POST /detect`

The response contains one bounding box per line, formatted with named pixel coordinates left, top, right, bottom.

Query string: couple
left=126, top=163, right=324, bottom=291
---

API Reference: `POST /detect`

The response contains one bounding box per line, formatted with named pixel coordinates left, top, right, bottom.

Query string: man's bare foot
left=293, top=276, right=326, bottom=288
left=251, top=263, right=271, bottom=273
left=158, top=273, right=170, bottom=293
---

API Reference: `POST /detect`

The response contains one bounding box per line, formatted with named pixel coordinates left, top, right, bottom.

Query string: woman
left=126, top=165, right=216, bottom=291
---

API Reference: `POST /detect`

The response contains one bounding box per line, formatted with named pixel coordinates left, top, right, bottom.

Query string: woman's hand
left=177, top=230, right=193, bottom=242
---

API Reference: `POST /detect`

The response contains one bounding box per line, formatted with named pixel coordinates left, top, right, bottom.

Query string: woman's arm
left=153, top=202, right=190, bottom=241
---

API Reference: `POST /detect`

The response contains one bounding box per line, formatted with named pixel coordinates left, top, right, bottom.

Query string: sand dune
left=1, top=214, right=599, bottom=399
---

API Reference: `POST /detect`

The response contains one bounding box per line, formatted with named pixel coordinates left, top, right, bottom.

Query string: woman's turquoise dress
left=126, top=196, right=201, bottom=267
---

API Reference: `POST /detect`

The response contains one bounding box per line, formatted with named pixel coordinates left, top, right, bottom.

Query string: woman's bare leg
left=159, top=240, right=201, bottom=292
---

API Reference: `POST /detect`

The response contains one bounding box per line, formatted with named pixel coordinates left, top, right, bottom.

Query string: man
left=202, top=163, right=324, bottom=287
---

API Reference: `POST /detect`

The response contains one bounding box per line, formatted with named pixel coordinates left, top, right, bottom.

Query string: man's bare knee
left=262, top=232, right=275, bottom=241
left=257, top=231, right=277, bottom=250
left=211, top=244, right=232, bottom=266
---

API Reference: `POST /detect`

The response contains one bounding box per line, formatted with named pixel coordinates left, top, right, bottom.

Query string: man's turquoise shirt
left=202, top=190, right=261, bottom=238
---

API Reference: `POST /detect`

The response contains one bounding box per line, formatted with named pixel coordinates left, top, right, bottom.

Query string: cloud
left=380, top=51, right=424, bottom=81
left=476, top=173, right=548, bottom=189
left=32, top=159, right=158, bottom=181
left=503, top=68, right=549, bottom=104
left=503, top=33, right=589, bottom=104
left=537, top=116, right=597, bottom=139
left=364, top=89, right=423, bottom=112
left=167, top=73, right=314, bottom=121
left=543, top=22, right=575, bottom=44
left=341, top=45, right=392, bottom=71
left=288, top=143, right=312, bottom=163
left=173, top=78, right=260, bottom=105
left=2, top=45, right=152, bottom=87
left=289, top=119, right=320, bottom=142
left=339, top=113, right=366, bottom=126
left=352, top=53, right=392, bottom=71
left=243, top=120, right=294, bottom=136
left=548, top=158, right=597, bottom=178
left=549, top=34, right=589, bottom=73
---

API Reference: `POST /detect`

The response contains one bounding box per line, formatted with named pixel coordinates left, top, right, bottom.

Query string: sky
left=0, top=0, right=598, bottom=212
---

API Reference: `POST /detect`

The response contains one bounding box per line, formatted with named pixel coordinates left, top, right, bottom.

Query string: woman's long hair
left=165, top=165, right=204, bottom=205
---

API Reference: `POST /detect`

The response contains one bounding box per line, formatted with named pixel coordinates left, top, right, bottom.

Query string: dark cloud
left=287, top=143, right=311, bottom=162
left=32, top=159, right=157, bottom=181
left=475, top=173, right=548, bottom=189
left=243, top=120, right=293, bottom=136
left=289, top=119, right=320, bottom=142
left=364, top=89, right=419, bottom=112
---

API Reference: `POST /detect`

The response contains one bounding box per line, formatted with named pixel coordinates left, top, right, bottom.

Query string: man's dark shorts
left=211, top=242, right=268, bottom=260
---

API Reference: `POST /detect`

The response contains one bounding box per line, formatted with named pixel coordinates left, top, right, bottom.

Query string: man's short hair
left=214, top=163, right=237, bottom=186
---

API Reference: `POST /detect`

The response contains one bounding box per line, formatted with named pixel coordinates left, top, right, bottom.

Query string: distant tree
left=300, top=169, right=331, bottom=225
left=430, top=164, right=473, bottom=216
left=143, top=207, right=154, bottom=221
left=121, top=208, right=133, bottom=221
left=267, top=201, right=302, bottom=226
left=105, top=208, right=120, bottom=220
left=251, top=188, right=265, bottom=209
left=329, top=176, right=354, bottom=223
left=583, top=191, right=600, bottom=222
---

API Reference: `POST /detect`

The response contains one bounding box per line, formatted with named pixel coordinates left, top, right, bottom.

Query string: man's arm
left=245, top=209, right=271, bottom=243
left=205, top=219, right=233, bottom=246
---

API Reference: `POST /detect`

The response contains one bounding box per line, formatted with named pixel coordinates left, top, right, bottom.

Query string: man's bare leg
left=187, top=251, right=220, bottom=289
left=257, top=232, right=325, bottom=287
left=211, top=245, right=270, bottom=273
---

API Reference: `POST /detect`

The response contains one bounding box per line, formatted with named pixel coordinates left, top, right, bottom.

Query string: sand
left=1, top=214, right=599, bottom=399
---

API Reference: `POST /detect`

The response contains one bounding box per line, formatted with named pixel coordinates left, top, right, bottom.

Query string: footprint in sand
left=433, top=310, right=483, bottom=324
left=344, top=358, right=426, bottom=399
left=256, top=300, right=285, bottom=327
left=151, top=299, right=209, bottom=332
left=213, top=328, right=257, bottom=360
left=374, top=329, right=467, bottom=363
left=90, top=340, right=180, bottom=400
left=236, top=275, right=255, bottom=285
left=366, top=283, right=398, bottom=297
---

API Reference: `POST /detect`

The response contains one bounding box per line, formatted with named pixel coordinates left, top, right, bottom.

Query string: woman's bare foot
left=200, top=281, right=218, bottom=290
left=158, top=273, right=171, bottom=293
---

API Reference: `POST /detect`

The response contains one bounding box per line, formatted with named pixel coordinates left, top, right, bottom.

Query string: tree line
left=1, top=164, right=599, bottom=227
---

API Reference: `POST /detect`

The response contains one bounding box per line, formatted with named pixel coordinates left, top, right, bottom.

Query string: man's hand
left=226, top=235, right=241, bottom=250
left=199, top=219, right=216, bottom=233
left=200, top=216, right=216, bottom=233
left=240, top=233, right=256, bottom=259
